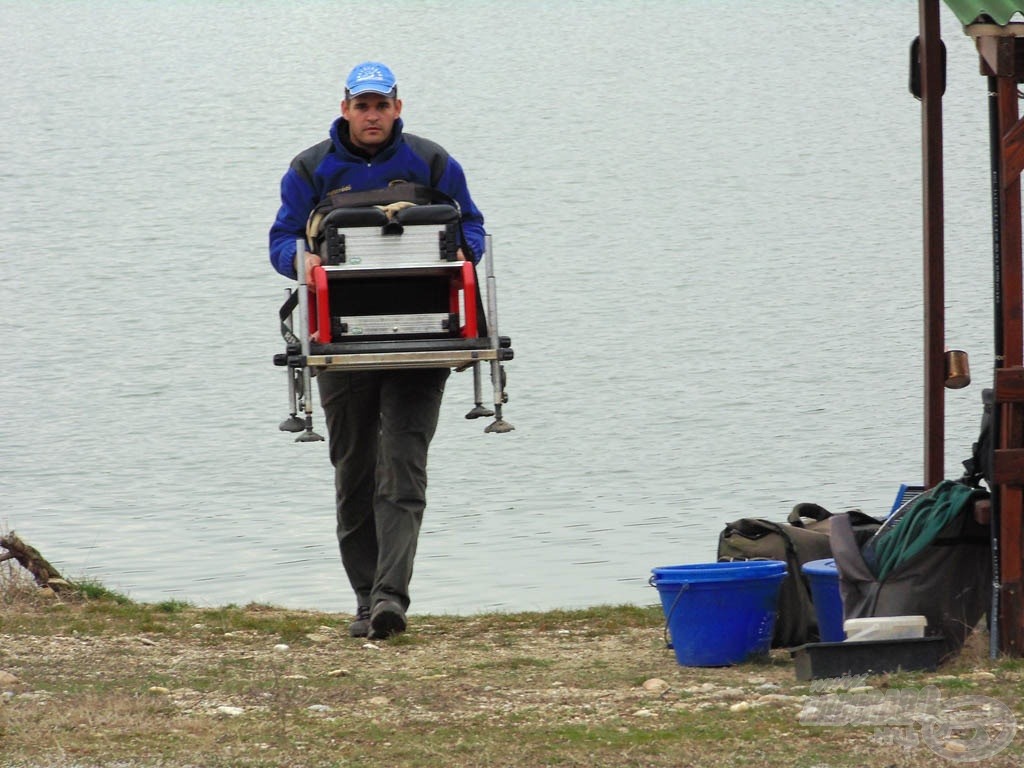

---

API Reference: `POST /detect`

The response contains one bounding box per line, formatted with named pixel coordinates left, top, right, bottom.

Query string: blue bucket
left=802, top=558, right=844, bottom=642
left=650, top=561, right=786, bottom=667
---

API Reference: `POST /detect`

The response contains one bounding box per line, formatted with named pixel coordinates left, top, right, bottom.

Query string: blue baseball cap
left=345, top=61, right=397, bottom=98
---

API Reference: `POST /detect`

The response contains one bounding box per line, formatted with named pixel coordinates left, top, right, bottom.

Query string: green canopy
left=944, top=0, right=1024, bottom=25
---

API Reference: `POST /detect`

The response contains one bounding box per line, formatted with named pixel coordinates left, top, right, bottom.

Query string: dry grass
left=1, top=564, right=1023, bottom=767
left=0, top=560, right=44, bottom=609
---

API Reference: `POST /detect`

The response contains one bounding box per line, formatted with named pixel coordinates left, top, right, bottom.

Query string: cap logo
left=354, top=65, right=386, bottom=83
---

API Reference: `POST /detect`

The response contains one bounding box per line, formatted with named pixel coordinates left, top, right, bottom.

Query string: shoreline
left=1, top=593, right=1020, bottom=767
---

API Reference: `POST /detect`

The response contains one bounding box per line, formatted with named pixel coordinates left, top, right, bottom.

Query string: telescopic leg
left=481, top=235, right=513, bottom=433
left=294, top=238, right=324, bottom=442
left=465, top=362, right=495, bottom=419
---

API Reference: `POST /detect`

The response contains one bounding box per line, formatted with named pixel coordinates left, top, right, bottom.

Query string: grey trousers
left=317, top=367, right=450, bottom=612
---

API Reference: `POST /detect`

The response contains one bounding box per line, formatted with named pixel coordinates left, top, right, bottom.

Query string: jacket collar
left=330, top=116, right=405, bottom=162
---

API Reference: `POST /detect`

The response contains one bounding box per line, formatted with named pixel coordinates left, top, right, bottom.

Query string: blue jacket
left=269, top=117, right=485, bottom=278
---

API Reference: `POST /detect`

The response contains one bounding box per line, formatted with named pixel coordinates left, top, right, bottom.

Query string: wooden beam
left=998, top=77, right=1024, bottom=366
left=1003, top=585, right=1024, bottom=656
left=993, top=70, right=1024, bottom=656
left=993, top=368, right=1024, bottom=486
left=1004, top=116, right=1024, bottom=187
left=995, top=366, right=1024, bottom=401
left=920, top=0, right=945, bottom=488
left=993, top=449, right=1024, bottom=484
left=975, top=35, right=1024, bottom=77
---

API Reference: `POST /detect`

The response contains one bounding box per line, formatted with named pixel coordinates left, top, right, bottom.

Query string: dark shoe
left=368, top=600, right=407, bottom=640
left=348, top=605, right=371, bottom=638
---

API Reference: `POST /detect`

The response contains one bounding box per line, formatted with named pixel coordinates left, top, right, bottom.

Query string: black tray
left=791, top=637, right=947, bottom=681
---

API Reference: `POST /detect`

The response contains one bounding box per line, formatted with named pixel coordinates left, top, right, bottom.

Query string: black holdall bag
left=717, top=504, right=882, bottom=648
left=830, top=480, right=991, bottom=657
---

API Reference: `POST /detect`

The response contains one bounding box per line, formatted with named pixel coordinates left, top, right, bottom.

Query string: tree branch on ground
left=0, top=532, right=72, bottom=592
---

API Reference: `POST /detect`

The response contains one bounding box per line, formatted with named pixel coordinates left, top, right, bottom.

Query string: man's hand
left=456, top=248, right=467, bottom=262
left=304, top=252, right=322, bottom=284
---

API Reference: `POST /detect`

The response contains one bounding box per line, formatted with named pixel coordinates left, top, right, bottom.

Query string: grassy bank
left=1, top=570, right=1022, bottom=767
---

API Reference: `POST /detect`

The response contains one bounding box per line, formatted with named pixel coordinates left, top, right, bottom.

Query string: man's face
left=342, top=93, right=402, bottom=154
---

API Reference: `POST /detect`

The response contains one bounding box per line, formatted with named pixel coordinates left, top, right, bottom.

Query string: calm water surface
left=0, top=2, right=1001, bottom=615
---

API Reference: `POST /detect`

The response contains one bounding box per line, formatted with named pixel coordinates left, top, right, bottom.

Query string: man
left=269, top=61, right=485, bottom=639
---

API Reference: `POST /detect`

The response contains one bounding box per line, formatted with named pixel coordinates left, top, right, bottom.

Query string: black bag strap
left=788, top=502, right=832, bottom=527
left=279, top=292, right=299, bottom=345
left=721, top=518, right=800, bottom=560
left=847, top=509, right=884, bottom=530
left=316, top=181, right=457, bottom=214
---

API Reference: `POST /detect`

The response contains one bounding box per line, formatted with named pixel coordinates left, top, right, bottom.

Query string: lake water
left=0, top=2, right=1002, bottom=616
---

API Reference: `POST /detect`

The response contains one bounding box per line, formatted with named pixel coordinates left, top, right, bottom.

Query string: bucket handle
left=649, top=575, right=689, bottom=650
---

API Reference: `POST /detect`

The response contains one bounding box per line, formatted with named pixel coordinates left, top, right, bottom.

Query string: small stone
left=943, top=741, right=969, bottom=754
left=273, top=644, right=290, bottom=653
left=0, top=671, right=20, bottom=687
left=216, top=706, right=244, bottom=717
left=848, top=686, right=873, bottom=694
left=642, top=678, right=670, bottom=693
left=307, top=704, right=332, bottom=712
left=729, top=701, right=751, bottom=713
left=326, top=669, right=350, bottom=678
left=148, top=686, right=170, bottom=695
left=139, top=638, right=158, bottom=647
left=718, top=687, right=746, bottom=700
left=367, top=696, right=389, bottom=707
left=966, top=671, right=996, bottom=681
left=362, top=643, right=381, bottom=651
left=632, top=708, right=656, bottom=717
left=758, top=694, right=805, bottom=705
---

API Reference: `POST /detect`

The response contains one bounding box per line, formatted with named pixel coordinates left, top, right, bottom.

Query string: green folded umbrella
left=871, top=480, right=987, bottom=581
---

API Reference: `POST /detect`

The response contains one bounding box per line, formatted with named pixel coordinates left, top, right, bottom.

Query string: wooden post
left=996, top=73, right=1024, bottom=655
left=920, top=0, right=946, bottom=488
left=971, top=22, right=1024, bottom=655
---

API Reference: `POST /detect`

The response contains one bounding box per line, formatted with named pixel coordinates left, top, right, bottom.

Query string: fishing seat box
left=308, top=204, right=479, bottom=344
